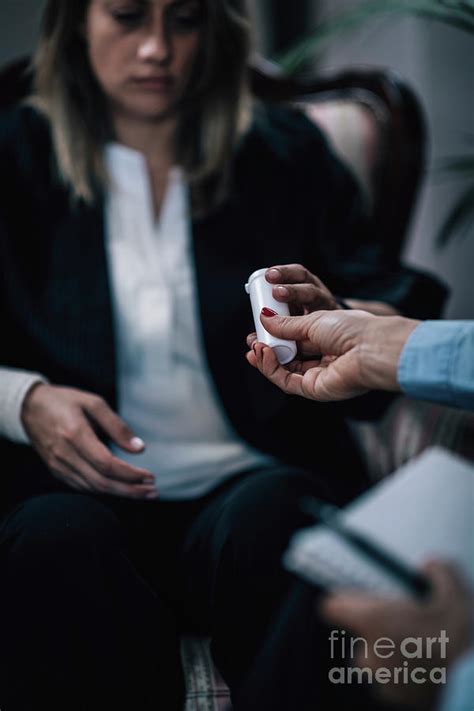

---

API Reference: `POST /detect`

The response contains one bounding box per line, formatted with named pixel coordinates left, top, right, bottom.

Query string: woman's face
left=85, top=0, right=204, bottom=121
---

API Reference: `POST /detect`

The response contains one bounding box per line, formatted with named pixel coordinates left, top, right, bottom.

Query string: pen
left=300, top=497, right=432, bottom=600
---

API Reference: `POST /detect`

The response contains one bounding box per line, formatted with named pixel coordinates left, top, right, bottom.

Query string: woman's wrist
left=358, top=316, right=420, bottom=393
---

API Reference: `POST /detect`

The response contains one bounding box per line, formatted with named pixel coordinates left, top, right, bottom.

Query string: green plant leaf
left=278, top=0, right=474, bottom=246
left=279, top=0, right=474, bottom=75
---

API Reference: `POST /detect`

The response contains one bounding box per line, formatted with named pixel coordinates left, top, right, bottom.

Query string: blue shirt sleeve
left=438, top=648, right=474, bottom=711
left=398, top=321, right=474, bottom=412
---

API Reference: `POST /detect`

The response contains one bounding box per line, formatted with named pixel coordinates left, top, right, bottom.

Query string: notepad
left=284, top=447, right=474, bottom=597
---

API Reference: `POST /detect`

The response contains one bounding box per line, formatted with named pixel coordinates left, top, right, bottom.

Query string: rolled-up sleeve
left=398, top=321, right=474, bottom=412
left=0, top=367, right=48, bottom=444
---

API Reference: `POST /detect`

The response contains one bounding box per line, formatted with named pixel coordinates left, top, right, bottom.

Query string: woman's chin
left=117, top=95, right=179, bottom=123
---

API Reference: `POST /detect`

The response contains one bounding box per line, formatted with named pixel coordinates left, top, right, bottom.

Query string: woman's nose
left=137, top=26, right=171, bottom=64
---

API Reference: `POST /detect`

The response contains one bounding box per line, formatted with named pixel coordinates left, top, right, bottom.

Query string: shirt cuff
left=0, top=368, right=49, bottom=444
left=397, top=321, right=473, bottom=409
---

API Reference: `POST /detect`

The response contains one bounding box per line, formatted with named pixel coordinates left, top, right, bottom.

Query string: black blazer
left=0, top=105, right=447, bottom=514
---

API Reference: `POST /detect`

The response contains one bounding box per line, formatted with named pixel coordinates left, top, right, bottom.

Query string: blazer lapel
left=45, top=200, right=117, bottom=405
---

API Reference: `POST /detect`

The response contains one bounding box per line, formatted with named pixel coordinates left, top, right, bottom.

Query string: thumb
left=260, top=310, right=310, bottom=342
left=82, top=395, right=146, bottom=453
left=421, top=560, right=470, bottom=602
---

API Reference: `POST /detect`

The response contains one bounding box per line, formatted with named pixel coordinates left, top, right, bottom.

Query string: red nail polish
left=261, top=308, right=277, bottom=317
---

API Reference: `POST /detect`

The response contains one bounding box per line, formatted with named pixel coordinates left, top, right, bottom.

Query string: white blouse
left=103, top=144, right=271, bottom=499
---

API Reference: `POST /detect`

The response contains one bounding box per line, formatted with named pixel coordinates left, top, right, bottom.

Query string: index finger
left=247, top=331, right=257, bottom=349
left=72, top=425, right=155, bottom=484
left=253, top=343, right=312, bottom=398
left=255, top=344, right=344, bottom=402
left=266, top=264, right=321, bottom=287
left=421, top=560, right=471, bottom=602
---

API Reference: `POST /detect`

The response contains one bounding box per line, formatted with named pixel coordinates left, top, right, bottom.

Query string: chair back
left=0, top=56, right=32, bottom=111
left=250, top=60, right=426, bottom=260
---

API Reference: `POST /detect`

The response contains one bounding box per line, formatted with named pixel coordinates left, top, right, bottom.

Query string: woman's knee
left=1, top=492, right=125, bottom=557
left=223, top=469, right=317, bottom=537
left=207, top=469, right=319, bottom=577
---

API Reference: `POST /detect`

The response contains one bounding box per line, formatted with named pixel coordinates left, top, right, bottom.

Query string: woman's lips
left=132, top=76, right=174, bottom=91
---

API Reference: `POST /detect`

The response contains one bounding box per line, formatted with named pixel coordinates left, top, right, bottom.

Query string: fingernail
left=142, top=477, right=155, bottom=485
left=266, top=268, right=281, bottom=282
left=261, top=308, right=277, bottom=317
left=145, top=490, right=159, bottom=500
left=276, top=286, right=289, bottom=298
left=130, top=437, right=145, bottom=451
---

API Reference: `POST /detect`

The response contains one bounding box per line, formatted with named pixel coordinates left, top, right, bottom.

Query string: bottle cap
left=272, top=343, right=297, bottom=365
left=245, top=268, right=268, bottom=294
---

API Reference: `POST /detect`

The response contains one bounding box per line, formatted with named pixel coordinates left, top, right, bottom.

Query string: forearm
left=353, top=317, right=474, bottom=411
left=0, top=367, right=48, bottom=444
left=357, top=316, right=420, bottom=392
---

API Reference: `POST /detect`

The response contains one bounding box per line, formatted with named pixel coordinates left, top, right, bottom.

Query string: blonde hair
left=32, top=0, right=253, bottom=215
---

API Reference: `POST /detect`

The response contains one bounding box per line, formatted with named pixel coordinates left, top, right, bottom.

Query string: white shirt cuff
left=0, top=368, right=49, bottom=444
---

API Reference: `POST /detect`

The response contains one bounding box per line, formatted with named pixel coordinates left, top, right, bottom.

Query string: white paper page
left=284, top=448, right=474, bottom=597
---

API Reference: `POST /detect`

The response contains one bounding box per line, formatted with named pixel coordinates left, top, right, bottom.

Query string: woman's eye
left=112, top=8, right=145, bottom=26
left=170, top=9, right=203, bottom=32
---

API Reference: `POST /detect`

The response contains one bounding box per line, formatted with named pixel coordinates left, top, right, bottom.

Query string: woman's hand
left=265, top=264, right=399, bottom=316
left=265, top=264, right=340, bottom=314
left=246, top=309, right=419, bottom=402
left=22, top=384, right=158, bottom=499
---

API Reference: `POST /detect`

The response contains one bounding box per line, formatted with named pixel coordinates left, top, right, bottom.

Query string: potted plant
left=279, top=0, right=474, bottom=245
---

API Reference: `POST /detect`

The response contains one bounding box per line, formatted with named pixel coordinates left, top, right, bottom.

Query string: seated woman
left=0, top=1, right=446, bottom=709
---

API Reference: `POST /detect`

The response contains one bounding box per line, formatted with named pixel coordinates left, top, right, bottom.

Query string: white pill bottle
left=245, top=268, right=297, bottom=365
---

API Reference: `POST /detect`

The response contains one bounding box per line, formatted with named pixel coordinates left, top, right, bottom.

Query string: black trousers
left=0, top=464, right=379, bottom=711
